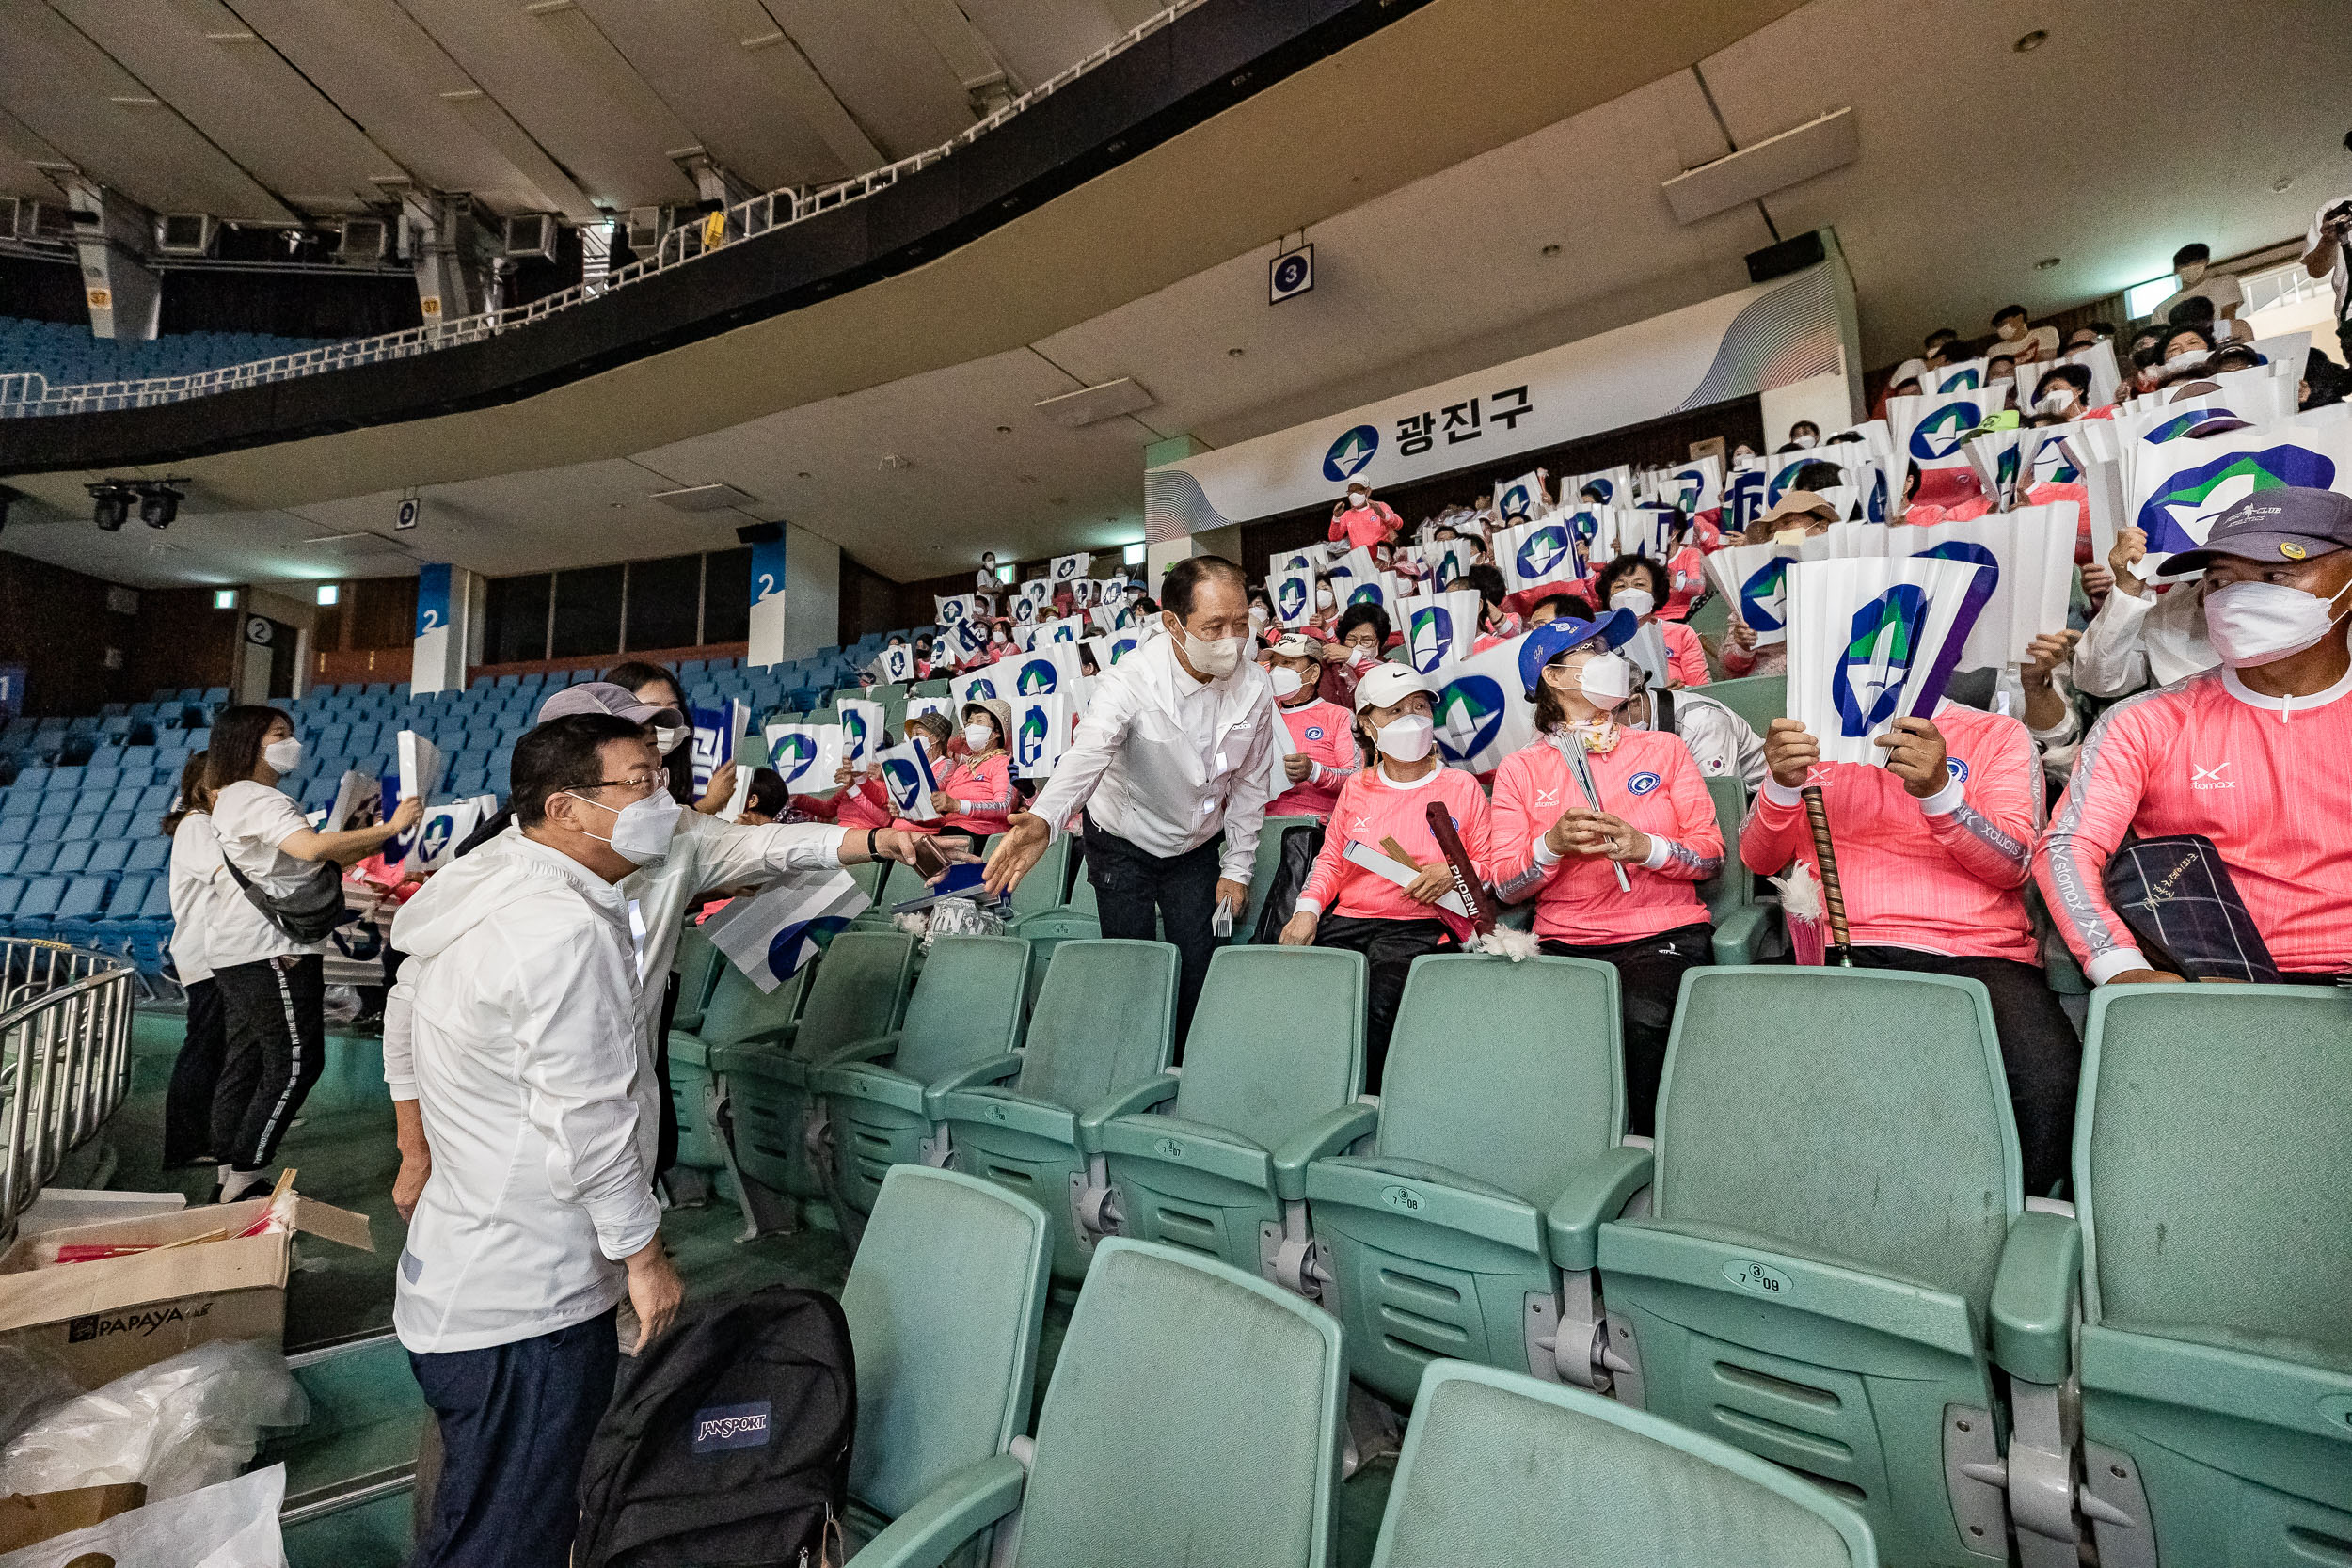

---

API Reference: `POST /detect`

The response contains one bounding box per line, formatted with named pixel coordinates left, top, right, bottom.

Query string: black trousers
left=163, top=976, right=227, bottom=1168
left=409, top=1307, right=618, bottom=1568
left=1539, top=923, right=1715, bottom=1138
left=1845, top=947, right=2081, bottom=1199
left=209, top=953, right=326, bottom=1173
left=1081, top=815, right=1224, bottom=1050
left=1312, top=915, right=1455, bottom=1091
left=654, top=968, right=681, bottom=1179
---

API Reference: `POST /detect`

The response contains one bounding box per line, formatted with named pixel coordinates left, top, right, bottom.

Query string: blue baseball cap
left=1518, top=609, right=1638, bottom=697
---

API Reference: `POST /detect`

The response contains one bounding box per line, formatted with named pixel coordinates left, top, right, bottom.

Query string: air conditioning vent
left=337, top=216, right=389, bottom=261
left=156, top=213, right=216, bottom=256
left=625, top=206, right=666, bottom=253
left=503, top=213, right=556, bottom=261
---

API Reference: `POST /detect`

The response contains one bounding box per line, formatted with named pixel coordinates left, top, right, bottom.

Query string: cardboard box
left=0, top=1484, right=145, bottom=1555
left=0, top=1195, right=372, bottom=1388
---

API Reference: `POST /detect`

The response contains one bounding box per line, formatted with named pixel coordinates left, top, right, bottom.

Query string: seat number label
left=1379, top=1185, right=1426, bottom=1214
left=1724, top=1259, right=1792, bottom=1297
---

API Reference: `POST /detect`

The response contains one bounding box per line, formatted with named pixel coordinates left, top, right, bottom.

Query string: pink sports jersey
left=1663, top=545, right=1708, bottom=619
left=1328, top=500, right=1404, bottom=551
left=2037, top=666, right=2352, bottom=981
left=1488, top=729, right=1721, bottom=943
left=834, top=775, right=893, bottom=831
left=1268, top=698, right=1360, bottom=821
left=1660, top=621, right=1711, bottom=687
left=1739, top=703, right=2042, bottom=963
left=1297, top=763, right=1492, bottom=923
left=935, top=752, right=1015, bottom=839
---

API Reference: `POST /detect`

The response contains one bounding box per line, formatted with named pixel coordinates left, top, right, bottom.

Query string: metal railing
left=0, top=0, right=1208, bottom=420
left=0, top=939, right=137, bottom=1239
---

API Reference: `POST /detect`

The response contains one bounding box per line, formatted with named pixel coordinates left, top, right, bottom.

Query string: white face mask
left=1576, top=653, right=1634, bottom=710
left=262, top=737, right=303, bottom=775
left=2201, top=578, right=2351, bottom=666
left=1998, top=321, right=2025, bottom=341
left=962, top=723, right=996, bottom=751
left=1792, top=434, right=1816, bottom=449
left=2038, top=388, right=2076, bottom=415
left=1269, top=665, right=1306, bottom=701
left=1374, top=713, right=1435, bottom=763
left=1609, top=587, right=1656, bottom=619
left=1314, top=587, right=1335, bottom=610
left=1346, top=491, right=1369, bottom=509
left=652, top=724, right=687, bottom=754
left=2166, top=347, right=2210, bottom=372
left=1169, top=618, right=1246, bottom=679
left=567, top=785, right=683, bottom=865
left=1248, top=605, right=1269, bottom=628
left=1774, top=527, right=1810, bottom=546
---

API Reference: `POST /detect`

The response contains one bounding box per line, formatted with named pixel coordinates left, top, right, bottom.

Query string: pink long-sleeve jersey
left=2036, top=665, right=2352, bottom=982
left=1488, top=729, right=1721, bottom=943
left=1740, top=703, right=2042, bottom=963
left=1267, top=698, right=1361, bottom=821
left=1297, top=763, right=1492, bottom=923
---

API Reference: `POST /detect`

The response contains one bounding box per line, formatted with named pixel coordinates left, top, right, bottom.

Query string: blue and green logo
left=1908, top=403, right=1980, bottom=462
left=1324, top=424, right=1379, bottom=483
left=1408, top=606, right=1455, bottom=673
left=1017, top=658, right=1059, bottom=694
left=772, top=731, right=817, bottom=784
left=1433, top=676, right=1505, bottom=763
left=1833, top=585, right=1928, bottom=736
left=1017, top=705, right=1050, bottom=768
left=1515, top=524, right=1571, bottom=582
left=2136, top=444, right=2336, bottom=553
left=1740, top=558, right=1790, bottom=634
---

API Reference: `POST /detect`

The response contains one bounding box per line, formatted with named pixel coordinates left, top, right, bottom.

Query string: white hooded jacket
left=388, top=830, right=659, bottom=1354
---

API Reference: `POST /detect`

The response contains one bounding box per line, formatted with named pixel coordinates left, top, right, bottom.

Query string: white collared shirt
left=2074, top=581, right=2216, bottom=699
left=1027, top=634, right=1281, bottom=880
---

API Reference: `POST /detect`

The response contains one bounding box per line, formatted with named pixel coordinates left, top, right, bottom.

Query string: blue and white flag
left=873, top=737, right=941, bottom=821
left=1661, top=454, right=1722, bottom=521
left=1427, top=631, right=1534, bottom=773
left=1567, top=465, right=1633, bottom=507
left=1010, top=595, right=1038, bottom=627
left=1270, top=565, right=1317, bottom=628
left=875, top=644, right=915, bottom=684
left=1897, top=506, right=2075, bottom=669
left=1495, top=515, right=1581, bottom=594
left=2121, top=416, right=2352, bottom=570
left=949, top=617, right=991, bottom=661
left=1406, top=590, right=1480, bottom=674
left=1702, top=543, right=1794, bottom=650
left=705, top=870, right=869, bottom=992
left=836, top=699, right=885, bottom=768
left=761, top=722, right=842, bottom=790
left=1011, top=691, right=1078, bottom=779
left=689, top=700, right=749, bottom=794
left=934, top=594, right=976, bottom=628
left=1785, top=557, right=1989, bottom=767
left=1930, top=357, right=1990, bottom=396
left=1725, top=469, right=1768, bottom=532
left=1021, top=615, right=1087, bottom=650
left=1050, top=551, right=1090, bottom=583
left=1889, top=389, right=1993, bottom=506
left=1492, top=469, right=1547, bottom=520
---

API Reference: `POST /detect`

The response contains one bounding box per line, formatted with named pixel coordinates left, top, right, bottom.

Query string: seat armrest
left=1074, top=1073, right=1180, bottom=1153
left=920, top=1053, right=1025, bottom=1120
left=1542, top=1144, right=1656, bottom=1273
left=1991, top=1208, right=2080, bottom=1386
left=735, top=1019, right=800, bottom=1050
left=1269, top=1103, right=1380, bottom=1201
left=850, top=1452, right=1026, bottom=1568
left=1711, top=904, right=1772, bottom=966
left=827, top=1031, right=902, bottom=1066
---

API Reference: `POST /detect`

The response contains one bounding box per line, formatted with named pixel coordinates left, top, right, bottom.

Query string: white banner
left=1406, top=591, right=1481, bottom=673
left=762, top=722, right=843, bottom=791
left=1493, top=469, right=1548, bottom=520
left=1702, top=543, right=1794, bottom=649
left=2122, top=415, right=2352, bottom=567
left=396, top=730, right=442, bottom=806
left=1429, top=632, right=1536, bottom=773
left=1012, top=691, right=1079, bottom=779
left=690, top=699, right=749, bottom=793
left=873, top=737, right=942, bottom=821
left=1496, top=515, right=1582, bottom=594
left=1566, top=465, right=1634, bottom=507
left=934, top=594, right=976, bottom=627
left=836, top=699, right=885, bottom=768
left=1785, top=557, right=1991, bottom=767
left=1022, top=614, right=1088, bottom=649
left=1051, top=551, right=1091, bottom=583
left=1661, top=454, right=1723, bottom=520
left=875, top=645, right=915, bottom=684
left=1271, top=566, right=1317, bottom=629
left=1889, top=388, right=1996, bottom=504
left=706, top=870, right=869, bottom=991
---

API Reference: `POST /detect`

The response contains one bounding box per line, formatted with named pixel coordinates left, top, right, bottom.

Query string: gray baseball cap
left=2160, top=486, right=2352, bottom=575
left=536, top=680, right=683, bottom=729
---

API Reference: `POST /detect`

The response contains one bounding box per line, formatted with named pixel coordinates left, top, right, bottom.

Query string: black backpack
left=575, top=1285, right=857, bottom=1568
left=1249, top=819, right=1327, bottom=944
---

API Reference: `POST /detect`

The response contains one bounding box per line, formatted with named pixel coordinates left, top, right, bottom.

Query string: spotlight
left=87, top=482, right=134, bottom=532
left=138, top=483, right=183, bottom=529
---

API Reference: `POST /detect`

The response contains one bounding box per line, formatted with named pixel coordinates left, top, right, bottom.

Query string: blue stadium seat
left=49, top=876, right=114, bottom=948
left=0, top=846, right=19, bottom=877
left=0, top=879, right=23, bottom=919
left=126, top=837, right=170, bottom=875
left=14, top=767, right=48, bottom=792
left=60, top=814, right=100, bottom=842
left=0, top=793, right=33, bottom=819
left=8, top=876, right=68, bottom=939
left=51, top=842, right=92, bottom=876
left=0, top=817, right=31, bottom=846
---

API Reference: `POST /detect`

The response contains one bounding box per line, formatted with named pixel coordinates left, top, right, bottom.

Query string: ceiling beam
left=740, top=0, right=882, bottom=174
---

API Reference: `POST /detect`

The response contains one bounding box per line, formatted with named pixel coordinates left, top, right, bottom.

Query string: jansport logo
left=1277, top=577, right=1308, bottom=622
left=1017, top=658, right=1059, bottom=694
left=69, top=1299, right=213, bottom=1342
left=1515, top=524, right=1571, bottom=581
left=1434, top=676, right=1505, bottom=763
left=1408, top=607, right=1454, bottom=673
left=691, top=1401, right=774, bottom=1454
left=2136, top=444, right=2337, bottom=554
left=1908, top=403, right=1981, bottom=461
left=1323, top=424, right=1379, bottom=483
left=1833, top=584, right=1929, bottom=736
left=2191, top=760, right=2235, bottom=790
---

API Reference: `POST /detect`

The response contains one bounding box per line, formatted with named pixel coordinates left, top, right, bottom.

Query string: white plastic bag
left=0, top=1341, right=308, bottom=1501
left=0, top=1463, right=286, bottom=1568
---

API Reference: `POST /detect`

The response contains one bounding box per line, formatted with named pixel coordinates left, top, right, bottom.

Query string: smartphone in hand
left=910, top=835, right=950, bottom=881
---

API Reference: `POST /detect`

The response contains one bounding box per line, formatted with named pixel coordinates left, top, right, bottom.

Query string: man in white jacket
left=390, top=713, right=689, bottom=1568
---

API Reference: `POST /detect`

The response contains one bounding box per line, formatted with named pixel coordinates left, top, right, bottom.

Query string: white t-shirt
left=166, top=813, right=230, bottom=985
left=2308, top=198, right=2352, bottom=322
left=208, top=780, right=326, bottom=967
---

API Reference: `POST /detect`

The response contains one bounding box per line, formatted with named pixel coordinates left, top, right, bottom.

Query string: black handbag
left=2102, top=833, right=2279, bottom=983
left=218, top=849, right=352, bottom=944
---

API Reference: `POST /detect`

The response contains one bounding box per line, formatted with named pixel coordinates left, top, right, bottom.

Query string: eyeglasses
left=586, top=768, right=667, bottom=794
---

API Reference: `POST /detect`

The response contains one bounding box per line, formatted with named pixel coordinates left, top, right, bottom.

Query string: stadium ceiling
left=5, top=0, right=2349, bottom=590
left=0, top=0, right=1137, bottom=222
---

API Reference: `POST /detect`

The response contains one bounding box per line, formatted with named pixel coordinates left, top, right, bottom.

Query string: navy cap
left=1518, top=608, right=1638, bottom=697
left=2160, top=486, right=2352, bottom=575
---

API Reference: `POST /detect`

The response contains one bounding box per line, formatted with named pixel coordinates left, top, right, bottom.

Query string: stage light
left=138, top=483, right=182, bottom=528
left=87, top=483, right=134, bottom=531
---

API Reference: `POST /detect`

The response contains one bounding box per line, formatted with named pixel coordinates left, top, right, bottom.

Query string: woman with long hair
left=1486, top=614, right=1722, bottom=1133
left=603, top=660, right=736, bottom=816
left=161, top=752, right=229, bottom=1168
left=203, top=705, right=420, bottom=1202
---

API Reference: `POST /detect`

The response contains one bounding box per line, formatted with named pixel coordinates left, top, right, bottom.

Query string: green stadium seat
left=665, top=954, right=820, bottom=1180
left=1369, top=1361, right=1878, bottom=1567
left=1096, top=946, right=1368, bottom=1280
left=2069, top=986, right=2352, bottom=1568
left=852, top=1239, right=1342, bottom=1568
left=1302, top=954, right=1645, bottom=1403
left=1698, top=672, right=1786, bottom=737
left=710, top=931, right=915, bottom=1237
left=808, top=935, right=1030, bottom=1233
left=934, top=939, right=1180, bottom=1283
left=1232, top=815, right=1319, bottom=945
left=838, top=1167, right=1050, bottom=1553
left=1597, top=966, right=2074, bottom=1568
left=1700, top=772, right=1774, bottom=964
left=669, top=925, right=725, bottom=1036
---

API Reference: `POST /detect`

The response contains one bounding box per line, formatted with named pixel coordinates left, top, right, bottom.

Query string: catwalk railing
left=0, top=940, right=137, bottom=1239
left=0, top=0, right=1207, bottom=420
